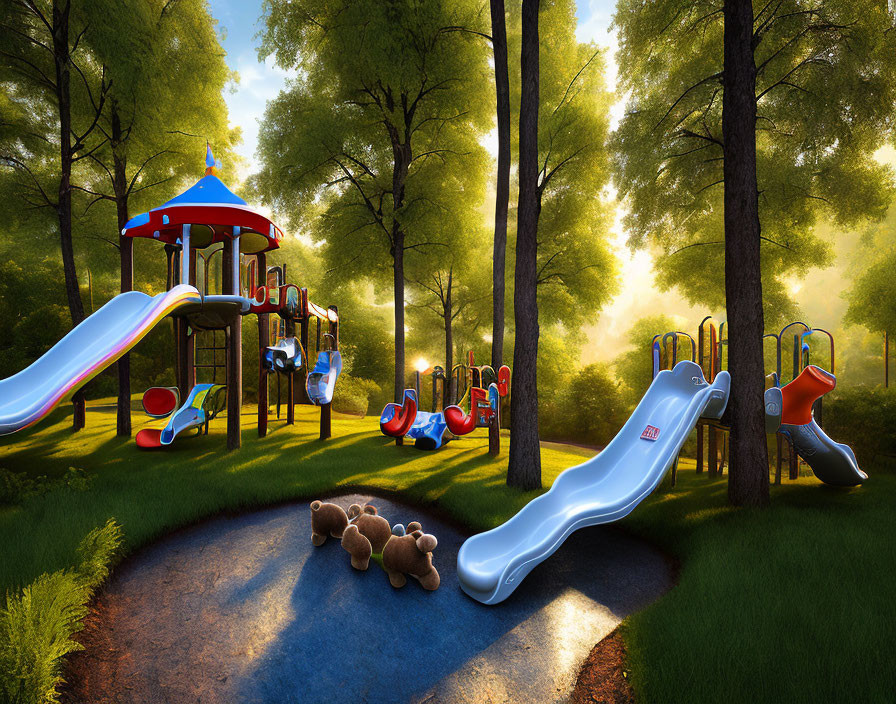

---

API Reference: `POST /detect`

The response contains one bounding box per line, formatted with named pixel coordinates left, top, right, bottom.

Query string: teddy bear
left=340, top=505, right=393, bottom=570
left=309, top=500, right=378, bottom=546
left=342, top=518, right=439, bottom=590
left=382, top=528, right=440, bottom=590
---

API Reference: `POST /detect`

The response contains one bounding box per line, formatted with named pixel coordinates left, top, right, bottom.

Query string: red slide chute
left=380, top=389, right=418, bottom=438
left=780, top=365, right=836, bottom=426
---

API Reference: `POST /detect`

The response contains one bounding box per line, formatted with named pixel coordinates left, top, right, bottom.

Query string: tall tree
left=490, top=0, right=511, bottom=370
left=253, top=0, right=492, bottom=403
left=722, top=0, right=768, bottom=506
left=506, top=0, right=618, bottom=335
left=81, top=0, right=236, bottom=435
left=613, top=0, right=896, bottom=326
left=507, top=0, right=542, bottom=491
left=1, top=0, right=111, bottom=429
left=613, top=0, right=896, bottom=504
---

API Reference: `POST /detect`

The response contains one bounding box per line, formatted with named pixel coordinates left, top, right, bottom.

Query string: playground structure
left=459, top=339, right=865, bottom=605
left=652, top=317, right=852, bottom=485
left=0, top=147, right=341, bottom=448
left=381, top=351, right=511, bottom=454
left=651, top=318, right=728, bottom=483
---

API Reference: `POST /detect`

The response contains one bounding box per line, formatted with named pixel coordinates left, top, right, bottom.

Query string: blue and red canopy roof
left=121, top=146, right=283, bottom=254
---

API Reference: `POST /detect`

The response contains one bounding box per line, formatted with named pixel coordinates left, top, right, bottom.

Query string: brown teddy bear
left=341, top=506, right=392, bottom=570
left=382, top=528, right=440, bottom=591
left=310, top=501, right=378, bottom=546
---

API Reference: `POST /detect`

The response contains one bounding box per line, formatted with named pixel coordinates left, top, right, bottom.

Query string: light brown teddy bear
left=340, top=507, right=397, bottom=570
left=382, top=528, right=440, bottom=590
left=310, top=501, right=378, bottom=546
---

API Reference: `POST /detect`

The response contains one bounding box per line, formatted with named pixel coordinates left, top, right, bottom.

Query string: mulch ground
left=572, top=630, right=635, bottom=704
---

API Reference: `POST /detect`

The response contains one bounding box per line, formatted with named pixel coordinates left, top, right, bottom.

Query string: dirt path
left=66, top=494, right=671, bottom=704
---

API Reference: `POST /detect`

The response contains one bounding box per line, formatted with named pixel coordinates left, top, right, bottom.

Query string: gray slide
left=764, top=387, right=866, bottom=487
left=457, top=361, right=731, bottom=605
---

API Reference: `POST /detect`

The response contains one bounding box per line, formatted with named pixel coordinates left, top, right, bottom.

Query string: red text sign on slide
left=640, top=425, right=660, bottom=441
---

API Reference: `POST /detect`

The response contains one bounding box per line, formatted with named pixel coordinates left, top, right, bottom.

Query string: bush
left=824, top=386, right=896, bottom=466
left=0, top=468, right=92, bottom=506
left=333, top=374, right=381, bottom=416
left=0, top=519, right=122, bottom=704
left=540, top=363, right=629, bottom=447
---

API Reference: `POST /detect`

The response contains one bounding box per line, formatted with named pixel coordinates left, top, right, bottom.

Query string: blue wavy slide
left=457, top=361, right=731, bottom=605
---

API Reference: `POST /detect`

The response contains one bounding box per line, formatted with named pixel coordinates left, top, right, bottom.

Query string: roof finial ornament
left=205, top=143, right=218, bottom=176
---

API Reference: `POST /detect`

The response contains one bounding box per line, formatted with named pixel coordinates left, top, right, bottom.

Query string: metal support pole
left=257, top=253, right=268, bottom=438
left=181, top=224, right=190, bottom=287
left=226, top=312, right=242, bottom=450
left=415, top=370, right=421, bottom=406
left=775, top=433, right=783, bottom=485
left=231, top=226, right=241, bottom=295
left=286, top=315, right=296, bottom=425
left=697, top=423, right=704, bottom=474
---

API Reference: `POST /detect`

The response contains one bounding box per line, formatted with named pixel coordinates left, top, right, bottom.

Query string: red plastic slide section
left=380, top=390, right=418, bottom=438
left=780, top=365, right=836, bottom=426
left=142, top=387, right=178, bottom=417
left=445, top=388, right=489, bottom=436
left=135, top=428, right=163, bottom=449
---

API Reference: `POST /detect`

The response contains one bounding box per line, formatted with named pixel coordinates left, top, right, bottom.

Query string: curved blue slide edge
left=406, top=411, right=449, bottom=450
left=159, top=383, right=218, bottom=445
left=457, top=361, right=731, bottom=605
left=306, top=350, right=343, bottom=405
left=0, top=285, right=201, bottom=435
left=779, top=420, right=866, bottom=487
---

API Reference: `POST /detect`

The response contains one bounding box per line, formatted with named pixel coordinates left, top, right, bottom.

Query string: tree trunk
left=507, top=0, right=541, bottom=491
left=723, top=0, right=769, bottom=507
left=393, top=233, right=406, bottom=402
left=390, top=132, right=411, bottom=402
left=111, top=102, right=133, bottom=436
left=490, top=0, right=510, bottom=370
left=444, top=269, right=454, bottom=396
left=52, top=0, right=86, bottom=431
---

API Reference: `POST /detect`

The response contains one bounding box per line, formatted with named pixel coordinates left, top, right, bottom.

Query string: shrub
left=540, top=364, right=628, bottom=447
left=333, top=374, right=381, bottom=416
left=0, top=468, right=91, bottom=506
left=0, top=519, right=122, bottom=704
left=824, top=386, right=896, bottom=466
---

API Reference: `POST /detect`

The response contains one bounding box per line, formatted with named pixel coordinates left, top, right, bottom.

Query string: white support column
left=231, top=226, right=241, bottom=296
left=181, top=223, right=191, bottom=286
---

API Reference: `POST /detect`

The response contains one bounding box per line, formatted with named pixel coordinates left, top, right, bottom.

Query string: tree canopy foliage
left=612, top=0, right=896, bottom=326
left=252, top=0, right=493, bottom=401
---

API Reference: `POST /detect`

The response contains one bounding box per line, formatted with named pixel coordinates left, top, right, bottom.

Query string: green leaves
left=612, top=0, right=896, bottom=325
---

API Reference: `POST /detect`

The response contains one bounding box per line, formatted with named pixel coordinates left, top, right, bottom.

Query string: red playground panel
left=142, top=387, right=179, bottom=418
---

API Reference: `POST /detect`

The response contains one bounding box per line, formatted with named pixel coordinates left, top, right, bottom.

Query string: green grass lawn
left=622, top=460, right=896, bottom=703
left=2, top=401, right=894, bottom=703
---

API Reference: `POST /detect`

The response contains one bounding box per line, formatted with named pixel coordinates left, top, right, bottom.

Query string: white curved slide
left=457, top=361, right=731, bottom=605
left=0, top=285, right=201, bottom=435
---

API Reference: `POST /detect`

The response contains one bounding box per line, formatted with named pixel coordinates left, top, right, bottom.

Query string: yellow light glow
left=415, top=357, right=430, bottom=373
